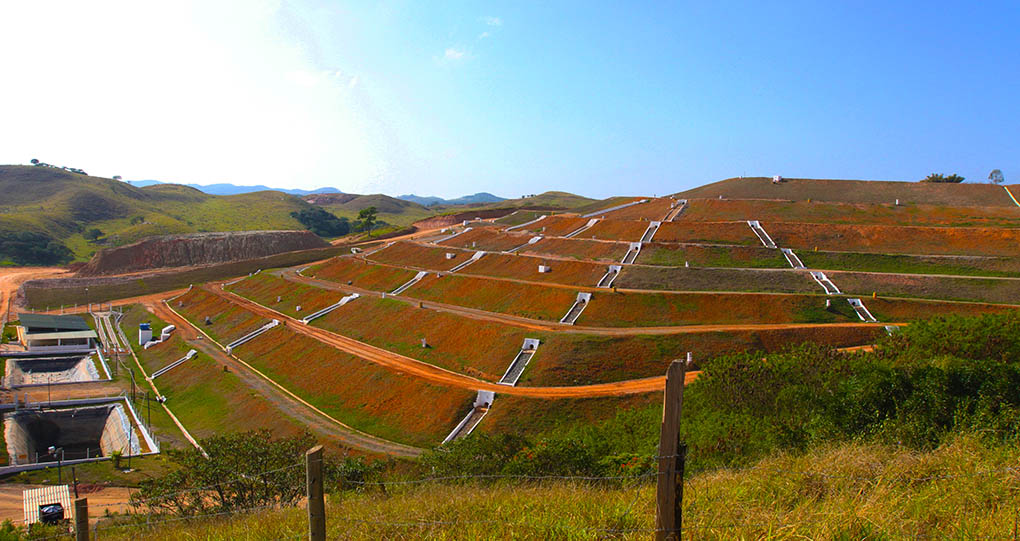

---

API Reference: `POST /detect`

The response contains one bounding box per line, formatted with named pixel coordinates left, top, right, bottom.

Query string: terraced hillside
left=98, top=177, right=1020, bottom=456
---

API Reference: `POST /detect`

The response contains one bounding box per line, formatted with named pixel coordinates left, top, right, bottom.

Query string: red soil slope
left=173, top=287, right=269, bottom=344
left=462, top=253, right=608, bottom=287
left=768, top=222, right=1020, bottom=257
left=236, top=326, right=475, bottom=447
left=583, top=220, right=651, bottom=242
left=518, top=216, right=593, bottom=236
left=524, top=237, right=630, bottom=262
left=308, top=257, right=418, bottom=292
left=438, top=228, right=534, bottom=252
left=637, top=243, right=787, bottom=268
left=367, top=242, right=467, bottom=271
left=409, top=273, right=577, bottom=322
left=227, top=273, right=338, bottom=318
left=654, top=221, right=758, bottom=245
left=595, top=197, right=677, bottom=221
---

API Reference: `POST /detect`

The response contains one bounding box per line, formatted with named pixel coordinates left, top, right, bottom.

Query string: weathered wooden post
left=307, top=445, right=326, bottom=541
left=655, top=359, right=687, bottom=540
left=74, top=498, right=89, bottom=541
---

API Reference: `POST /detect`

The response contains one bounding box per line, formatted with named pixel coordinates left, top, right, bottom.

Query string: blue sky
left=1, top=1, right=1017, bottom=198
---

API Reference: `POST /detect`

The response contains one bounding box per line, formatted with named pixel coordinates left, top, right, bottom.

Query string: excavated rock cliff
left=77, top=230, right=329, bottom=276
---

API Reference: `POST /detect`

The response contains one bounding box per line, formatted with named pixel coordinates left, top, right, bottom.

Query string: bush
left=921, top=173, right=965, bottom=183
left=0, top=232, right=73, bottom=265
left=290, top=207, right=350, bottom=237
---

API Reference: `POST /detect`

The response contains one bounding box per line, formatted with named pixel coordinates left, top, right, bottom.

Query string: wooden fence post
left=306, top=445, right=326, bottom=541
left=74, top=498, right=88, bottom=541
left=655, top=359, right=687, bottom=540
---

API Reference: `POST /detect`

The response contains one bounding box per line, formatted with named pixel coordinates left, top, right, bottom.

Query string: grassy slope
left=91, top=436, right=1019, bottom=540
left=0, top=165, right=317, bottom=261
left=677, top=176, right=1016, bottom=207
left=311, top=193, right=437, bottom=227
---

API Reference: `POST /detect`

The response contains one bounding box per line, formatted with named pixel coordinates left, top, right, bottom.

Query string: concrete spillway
left=435, top=228, right=472, bottom=243
left=225, top=320, right=280, bottom=354
left=301, top=293, right=360, bottom=323
left=498, top=339, right=540, bottom=386
left=449, top=251, right=485, bottom=272
left=621, top=242, right=642, bottom=264
left=596, top=265, right=622, bottom=288
left=847, top=298, right=878, bottom=322
left=781, top=248, right=805, bottom=269
left=810, top=272, right=842, bottom=295
left=581, top=199, right=649, bottom=218
left=391, top=272, right=428, bottom=295
left=150, top=349, right=198, bottom=379
left=564, top=218, right=600, bottom=238
left=505, top=215, right=547, bottom=231
left=639, top=221, right=661, bottom=243
left=560, top=292, right=592, bottom=325
left=506, top=236, right=542, bottom=253
left=663, top=199, right=688, bottom=221
left=747, top=220, right=777, bottom=249
left=443, top=391, right=495, bottom=443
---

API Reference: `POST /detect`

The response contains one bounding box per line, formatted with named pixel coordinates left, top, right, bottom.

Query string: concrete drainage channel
left=448, top=251, right=486, bottom=273
left=781, top=248, right=806, bottom=269
left=639, top=221, right=661, bottom=243
left=506, top=236, right=542, bottom=253
left=301, top=293, right=360, bottom=323
left=747, top=220, right=778, bottom=249
left=581, top=199, right=649, bottom=219
left=505, top=215, right=547, bottom=231
left=443, top=338, right=541, bottom=443
left=560, top=292, right=592, bottom=325
left=564, top=218, right=600, bottom=238
left=434, top=228, right=472, bottom=243
left=847, top=298, right=878, bottom=322
left=621, top=242, right=642, bottom=264
left=597, top=265, right=622, bottom=288
left=809, top=271, right=842, bottom=295
left=663, top=199, right=687, bottom=221
left=150, top=349, right=198, bottom=379
left=391, top=271, right=429, bottom=295
left=225, top=320, right=281, bottom=355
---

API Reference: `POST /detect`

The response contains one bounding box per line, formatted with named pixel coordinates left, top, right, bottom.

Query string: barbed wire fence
left=17, top=358, right=1020, bottom=540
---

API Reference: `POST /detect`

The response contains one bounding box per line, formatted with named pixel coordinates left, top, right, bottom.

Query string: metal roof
left=24, top=330, right=97, bottom=340
left=18, top=313, right=91, bottom=332
left=23, top=485, right=73, bottom=525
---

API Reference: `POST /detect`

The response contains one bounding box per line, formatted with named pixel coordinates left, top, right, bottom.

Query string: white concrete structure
left=505, top=215, right=547, bottom=231
left=581, top=199, right=649, bottom=218
left=810, top=272, right=842, bottom=295
left=640, top=221, right=661, bottom=243
left=596, top=265, right=622, bottom=288
left=506, top=235, right=543, bottom=253
left=621, top=242, right=642, bottom=264
left=150, top=349, right=198, bottom=379
left=14, top=314, right=97, bottom=355
left=781, top=248, right=805, bottom=269
left=847, top=298, right=878, bottom=322
left=560, top=292, right=592, bottom=325
left=391, top=272, right=428, bottom=295
left=449, top=251, right=485, bottom=272
left=225, top=320, right=280, bottom=354
left=564, top=218, right=600, bottom=238
left=301, top=293, right=360, bottom=323
left=498, top=338, right=541, bottom=386
left=747, top=220, right=777, bottom=249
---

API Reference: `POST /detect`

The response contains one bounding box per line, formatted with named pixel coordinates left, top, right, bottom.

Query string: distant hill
left=475, top=191, right=597, bottom=211
left=397, top=192, right=506, bottom=206
left=126, top=179, right=343, bottom=197
left=0, top=165, right=325, bottom=263
left=303, top=193, right=436, bottom=227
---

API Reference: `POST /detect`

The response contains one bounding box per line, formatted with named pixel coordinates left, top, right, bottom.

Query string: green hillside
left=0, top=165, right=315, bottom=263
left=304, top=193, right=436, bottom=227
left=476, top=191, right=598, bottom=211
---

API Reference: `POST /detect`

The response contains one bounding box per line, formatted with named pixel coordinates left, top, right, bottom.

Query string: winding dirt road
left=145, top=301, right=423, bottom=457
left=0, top=267, right=66, bottom=324
left=204, top=285, right=692, bottom=398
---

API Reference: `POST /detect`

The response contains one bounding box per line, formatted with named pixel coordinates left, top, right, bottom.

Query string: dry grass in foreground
left=92, top=435, right=1019, bottom=540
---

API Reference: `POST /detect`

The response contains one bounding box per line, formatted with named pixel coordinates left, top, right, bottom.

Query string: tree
left=29, top=158, right=39, bottom=165
left=921, top=173, right=965, bottom=183
left=113, top=175, right=123, bottom=181
left=989, top=169, right=1005, bottom=184
left=357, top=206, right=378, bottom=235
left=84, top=228, right=103, bottom=241
left=289, top=207, right=350, bottom=237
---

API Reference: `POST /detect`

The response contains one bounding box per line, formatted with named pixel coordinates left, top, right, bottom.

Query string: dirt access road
left=0, top=484, right=134, bottom=524
left=145, top=301, right=423, bottom=457
left=0, top=267, right=66, bottom=324
left=205, top=285, right=697, bottom=397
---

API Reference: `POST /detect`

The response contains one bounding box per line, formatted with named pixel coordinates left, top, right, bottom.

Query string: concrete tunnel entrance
left=4, top=404, right=141, bottom=465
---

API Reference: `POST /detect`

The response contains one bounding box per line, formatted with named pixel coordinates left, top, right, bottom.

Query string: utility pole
left=655, top=359, right=688, bottom=541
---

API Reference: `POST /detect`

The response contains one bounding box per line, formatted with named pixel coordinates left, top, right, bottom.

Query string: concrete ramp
left=506, top=236, right=543, bottom=253
left=225, top=320, right=280, bottom=354
left=302, top=293, right=360, bottom=323
left=506, top=215, right=547, bottom=231
left=810, top=272, right=841, bottom=295
left=449, top=251, right=486, bottom=272
left=596, top=265, right=622, bottom=288
left=498, top=338, right=540, bottom=386
left=391, top=271, right=428, bottom=295
left=640, top=221, right=661, bottom=243
left=443, top=391, right=496, bottom=443
left=847, top=298, right=878, bottom=322
left=581, top=199, right=649, bottom=218
left=781, top=248, right=805, bottom=269
left=150, top=349, right=198, bottom=379
left=564, top=218, right=600, bottom=238
left=621, top=242, right=642, bottom=264
left=560, top=293, right=592, bottom=325
left=747, top=220, right=777, bottom=249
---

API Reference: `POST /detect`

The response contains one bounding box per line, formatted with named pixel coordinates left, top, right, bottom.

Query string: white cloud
left=478, top=31, right=490, bottom=40
left=482, top=16, right=502, bottom=26
left=444, top=47, right=466, bottom=60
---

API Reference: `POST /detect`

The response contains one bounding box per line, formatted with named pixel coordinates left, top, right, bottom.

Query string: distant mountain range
left=397, top=192, right=506, bottom=206
left=125, top=179, right=343, bottom=196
